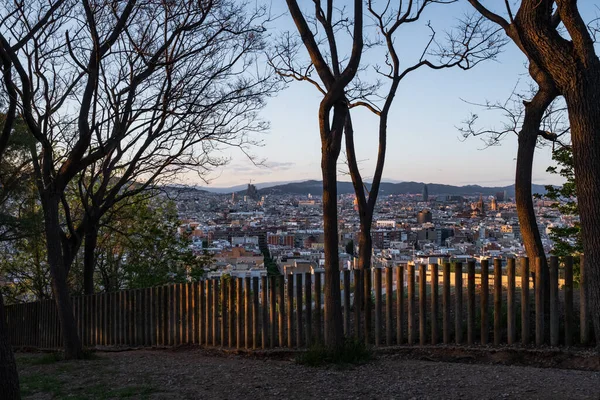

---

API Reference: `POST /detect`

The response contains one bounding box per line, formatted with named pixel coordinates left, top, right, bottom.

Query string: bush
left=296, top=339, right=372, bottom=367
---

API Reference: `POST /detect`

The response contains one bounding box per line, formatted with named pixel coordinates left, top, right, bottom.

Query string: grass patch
left=20, top=373, right=64, bottom=397
left=296, top=339, right=373, bottom=368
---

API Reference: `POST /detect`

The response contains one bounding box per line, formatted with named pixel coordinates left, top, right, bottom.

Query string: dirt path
left=17, top=349, right=600, bottom=399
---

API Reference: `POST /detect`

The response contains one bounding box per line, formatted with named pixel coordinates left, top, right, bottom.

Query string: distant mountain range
left=176, top=179, right=549, bottom=197
left=255, top=180, right=549, bottom=197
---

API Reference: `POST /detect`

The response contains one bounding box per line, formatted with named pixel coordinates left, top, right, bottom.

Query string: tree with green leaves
left=96, top=197, right=211, bottom=290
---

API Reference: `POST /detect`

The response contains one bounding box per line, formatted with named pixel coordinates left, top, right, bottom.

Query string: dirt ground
left=17, top=347, right=600, bottom=399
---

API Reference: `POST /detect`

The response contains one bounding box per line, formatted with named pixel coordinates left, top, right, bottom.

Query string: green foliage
left=0, top=116, right=39, bottom=242
left=295, top=339, right=372, bottom=367
left=95, top=196, right=212, bottom=290
left=262, top=248, right=281, bottom=276
left=538, top=146, right=582, bottom=279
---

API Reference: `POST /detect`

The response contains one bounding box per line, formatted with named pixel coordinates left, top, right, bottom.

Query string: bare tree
left=270, top=0, right=364, bottom=347
left=0, top=2, right=66, bottom=392
left=345, top=0, right=505, bottom=274
left=460, top=83, right=569, bottom=302
left=467, top=0, right=600, bottom=345
left=0, top=0, right=276, bottom=358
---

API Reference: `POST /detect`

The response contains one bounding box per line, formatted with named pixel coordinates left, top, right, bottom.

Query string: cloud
left=264, top=161, right=295, bottom=170
left=228, top=160, right=296, bottom=174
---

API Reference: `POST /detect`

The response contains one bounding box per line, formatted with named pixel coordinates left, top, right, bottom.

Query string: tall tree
left=272, top=0, right=364, bottom=347
left=0, top=0, right=275, bottom=358
left=468, top=0, right=600, bottom=344
left=0, top=3, right=65, bottom=391
left=346, top=0, right=504, bottom=271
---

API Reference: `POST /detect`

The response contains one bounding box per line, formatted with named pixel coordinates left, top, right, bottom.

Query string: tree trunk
left=83, top=227, right=98, bottom=295
left=0, top=292, right=20, bottom=400
left=322, top=153, right=344, bottom=347
left=515, top=82, right=556, bottom=328
left=41, top=195, right=83, bottom=359
left=357, top=222, right=372, bottom=270
left=566, top=81, right=600, bottom=345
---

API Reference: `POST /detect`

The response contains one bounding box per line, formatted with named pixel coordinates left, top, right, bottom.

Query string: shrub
left=296, top=339, right=372, bottom=367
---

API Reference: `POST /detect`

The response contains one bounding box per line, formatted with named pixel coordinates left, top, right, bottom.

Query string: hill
left=257, top=180, right=548, bottom=197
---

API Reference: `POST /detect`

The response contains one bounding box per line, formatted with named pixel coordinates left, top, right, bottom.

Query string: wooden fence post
left=481, top=259, right=489, bottom=345
left=364, top=268, right=372, bottom=344
left=507, top=258, right=516, bottom=345
left=431, top=263, right=439, bottom=345
left=295, top=273, right=303, bottom=347
left=580, top=254, right=589, bottom=345
left=535, top=257, right=544, bottom=346
left=467, top=260, right=475, bottom=345
left=212, top=280, right=219, bottom=346
left=494, top=258, right=502, bottom=346
left=278, top=275, right=285, bottom=348
left=407, top=264, right=415, bottom=345
left=206, top=280, right=212, bottom=346
left=237, top=277, right=243, bottom=349
left=455, top=262, right=463, bottom=345
left=245, top=276, right=252, bottom=349
left=221, top=279, right=227, bottom=347
left=199, top=282, right=205, bottom=346
left=176, top=284, right=183, bottom=346
left=549, top=256, right=559, bottom=347
left=375, top=267, right=382, bottom=346
left=443, top=262, right=450, bottom=345
left=419, top=264, right=427, bottom=346
left=262, top=275, right=268, bottom=349
left=397, top=266, right=404, bottom=345
left=564, top=256, right=573, bottom=346
left=354, top=269, right=361, bottom=341
left=343, top=269, right=351, bottom=337
left=286, top=274, right=293, bottom=347
left=228, top=278, right=235, bottom=348
left=315, top=272, right=322, bottom=343
left=271, top=276, right=277, bottom=348
left=195, top=282, right=201, bottom=344
left=129, top=289, right=136, bottom=346
left=386, top=267, right=393, bottom=346
left=253, top=277, right=259, bottom=349
left=304, top=272, right=312, bottom=346
left=520, top=258, right=530, bottom=345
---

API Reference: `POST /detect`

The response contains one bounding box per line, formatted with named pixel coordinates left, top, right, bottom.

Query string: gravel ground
left=18, top=348, right=600, bottom=399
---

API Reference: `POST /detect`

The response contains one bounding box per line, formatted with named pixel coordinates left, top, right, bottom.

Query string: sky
left=185, top=1, right=595, bottom=189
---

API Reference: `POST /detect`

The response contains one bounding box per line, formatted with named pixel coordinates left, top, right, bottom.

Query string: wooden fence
left=4, top=256, right=594, bottom=350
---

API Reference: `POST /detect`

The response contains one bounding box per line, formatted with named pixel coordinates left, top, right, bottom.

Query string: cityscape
left=171, top=181, right=569, bottom=277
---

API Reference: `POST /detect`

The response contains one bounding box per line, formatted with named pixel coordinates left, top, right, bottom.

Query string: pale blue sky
left=191, top=1, right=597, bottom=189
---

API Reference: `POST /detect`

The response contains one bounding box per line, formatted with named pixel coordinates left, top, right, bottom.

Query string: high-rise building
left=490, top=197, right=498, bottom=211
left=417, top=209, right=433, bottom=224
left=246, top=182, right=259, bottom=201
left=422, top=184, right=429, bottom=202
left=477, top=194, right=485, bottom=213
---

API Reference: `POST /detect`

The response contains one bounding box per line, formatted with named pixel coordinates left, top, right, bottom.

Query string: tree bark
left=515, top=78, right=557, bottom=326
left=357, top=222, right=372, bottom=270
left=567, top=84, right=600, bottom=345
left=42, top=194, right=83, bottom=359
left=0, top=292, right=20, bottom=400
left=83, top=227, right=98, bottom=295
left=321, top=141, right=344, bottom=348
